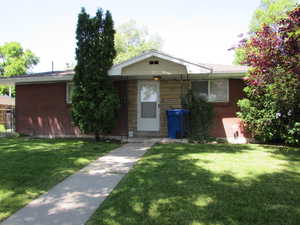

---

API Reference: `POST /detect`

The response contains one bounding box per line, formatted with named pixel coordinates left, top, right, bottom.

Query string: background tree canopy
left=64, top=20, right=163, bottom=68
left=233, top=0, right=297, bottom=64
left=0, top=42, right=39, bottom=95
left=114, top=20, right=163, bottom=64
left=250, top=0, right=298, bottom=32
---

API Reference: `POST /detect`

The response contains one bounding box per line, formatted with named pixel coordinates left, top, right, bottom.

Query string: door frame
left=137, top=80, right=160, bottom=131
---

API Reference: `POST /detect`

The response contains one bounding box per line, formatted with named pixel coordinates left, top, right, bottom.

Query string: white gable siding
left=122, top=57, right=188, bottom=75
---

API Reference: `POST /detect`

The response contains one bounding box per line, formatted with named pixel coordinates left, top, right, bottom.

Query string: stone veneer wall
left=127, top=80, right=138, bottom=135
left=159, top=80, right=189, bottom=136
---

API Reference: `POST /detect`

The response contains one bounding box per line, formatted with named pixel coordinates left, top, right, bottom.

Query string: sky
left=1, top=0, right=261, bottom=72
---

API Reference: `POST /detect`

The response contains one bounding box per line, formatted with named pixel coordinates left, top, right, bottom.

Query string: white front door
left=137, top=80, right=160, bottom=131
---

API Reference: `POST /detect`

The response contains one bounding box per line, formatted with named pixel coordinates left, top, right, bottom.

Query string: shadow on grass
left=87, top=143, right=300, bottom=225
left=0, top=137, right=119, bottom=221
left=258, top=144, right=300, bottom=172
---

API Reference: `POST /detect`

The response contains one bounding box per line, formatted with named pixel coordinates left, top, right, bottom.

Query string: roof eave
left=0, top=71, right=246, bottom=85
left=0, top=75, right=73, bottom=85
left=211, top=72, right=246, bottom=78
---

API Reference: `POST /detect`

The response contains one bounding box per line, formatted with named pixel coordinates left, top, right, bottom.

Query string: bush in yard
left=182, top=90, right=214, bottom=143
left=236, top=5, right=300, bottom=145
left=72, top=8, right=120, bottom=141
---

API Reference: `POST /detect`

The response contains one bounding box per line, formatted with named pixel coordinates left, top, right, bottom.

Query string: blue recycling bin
left=166, top=109, right=189, bottom=139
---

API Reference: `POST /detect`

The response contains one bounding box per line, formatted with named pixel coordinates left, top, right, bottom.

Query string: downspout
left=8, top=86, right=12, bottom=97
left=209, top=67, right=214, bottom=77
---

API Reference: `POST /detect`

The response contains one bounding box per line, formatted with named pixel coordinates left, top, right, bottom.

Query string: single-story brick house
left=0, top=50, right=249, bottom=143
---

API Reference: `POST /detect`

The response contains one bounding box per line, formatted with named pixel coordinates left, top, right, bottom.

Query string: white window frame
left=193, top=79, right=229, bottom=103
left=66, top=82, right=73, bottom=104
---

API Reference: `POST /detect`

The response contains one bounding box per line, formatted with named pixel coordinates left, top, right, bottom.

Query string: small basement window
left=66, top=82, right=74, bottom=104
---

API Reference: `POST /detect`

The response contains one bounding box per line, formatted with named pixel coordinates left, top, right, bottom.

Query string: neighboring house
left=0, top=50, right=248, bottom=143
left=0, top=95, right=15, bottom=129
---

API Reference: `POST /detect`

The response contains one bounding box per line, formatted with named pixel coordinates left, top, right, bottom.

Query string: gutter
left=0, top=71, right=246, bottom=85
left=0, top=75, right=73, bottom=85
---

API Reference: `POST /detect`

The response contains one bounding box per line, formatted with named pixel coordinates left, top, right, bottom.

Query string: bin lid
left=167, top=109, right=189, bottom=115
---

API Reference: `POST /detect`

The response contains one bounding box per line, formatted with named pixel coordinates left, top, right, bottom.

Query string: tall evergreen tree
left=72, top=8, right=120, bottom=141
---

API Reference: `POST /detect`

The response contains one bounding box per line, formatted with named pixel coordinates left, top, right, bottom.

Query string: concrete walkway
left=1, top=141, right=156, bottom=225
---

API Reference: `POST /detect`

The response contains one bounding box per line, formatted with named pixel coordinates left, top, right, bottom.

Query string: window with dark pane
left=67, top=82, right=74, bottom=103
left=192, top=81, right=208, bottom=100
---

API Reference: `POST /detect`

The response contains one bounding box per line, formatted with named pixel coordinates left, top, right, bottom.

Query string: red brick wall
left=16, top=82, right=79, bottom=136
left=210, top=79, right=248, bottom=139
left=16, top=81, right=128, bottom=137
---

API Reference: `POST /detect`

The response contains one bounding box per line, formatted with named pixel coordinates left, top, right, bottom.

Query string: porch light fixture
left=153, top=75, right=161, bottom=81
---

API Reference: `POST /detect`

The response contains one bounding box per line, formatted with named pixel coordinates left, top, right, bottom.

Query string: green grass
left=0, top=124, right=6, bottom=132
left=87, top=144, right=300, bottom=225
left=0, top=137, right=120, bottom=221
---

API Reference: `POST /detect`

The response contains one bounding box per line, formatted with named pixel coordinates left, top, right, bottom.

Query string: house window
left=66, top=82, right=74, bottom=104
left=192, top=81, right=209, bottom=100
left=192, top=79, right=229, bottom=102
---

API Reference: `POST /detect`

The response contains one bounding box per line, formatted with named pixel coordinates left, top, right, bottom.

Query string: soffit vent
left=149, top=60, right=159, bottom=65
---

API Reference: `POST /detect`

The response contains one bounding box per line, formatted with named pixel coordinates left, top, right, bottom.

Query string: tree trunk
left=95, top=131, right=100, bottom=142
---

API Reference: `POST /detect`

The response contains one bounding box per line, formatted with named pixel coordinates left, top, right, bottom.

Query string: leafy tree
left=237, top=5, right=300, bottom=145
left=233, top=0, right=297, bottom=64
left=233, top=46, right=248, bottom=65
left=0, top=42, right=39, bottom=95
left=72, top=8, right=120, bottom=141
left=250, top=0, right=298, bottom=32
left=114, top=20, right=163, bottom=63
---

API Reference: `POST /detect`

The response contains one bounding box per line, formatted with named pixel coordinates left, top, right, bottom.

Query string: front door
left=137, top=81, right=160, bottom=131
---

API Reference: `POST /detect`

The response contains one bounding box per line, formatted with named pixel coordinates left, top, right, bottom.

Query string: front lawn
left=87, top=143, right=300, bottom=225
left=0, top=137, right=119, bottom=221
